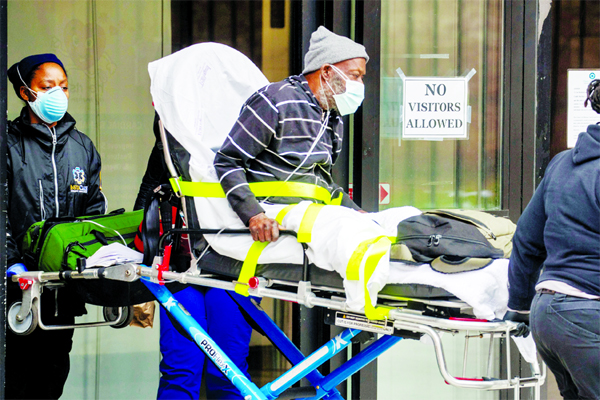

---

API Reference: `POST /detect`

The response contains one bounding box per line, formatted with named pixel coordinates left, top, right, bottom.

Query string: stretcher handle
left=157, top=228, right=299, bottom=254
left=159, top=228, right=309, bottom=282
left=158, top=119, right=181, bottom=185
left=164, top=228, right=298, bottom=238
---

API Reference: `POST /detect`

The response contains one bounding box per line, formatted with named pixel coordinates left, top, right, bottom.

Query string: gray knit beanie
left=302, top=26, right=369, bottom=75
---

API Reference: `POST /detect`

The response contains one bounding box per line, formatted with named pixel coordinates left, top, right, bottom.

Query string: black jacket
left=134, top=113, right=170, bottom=211
left=7, top=108, right=106, bottom=266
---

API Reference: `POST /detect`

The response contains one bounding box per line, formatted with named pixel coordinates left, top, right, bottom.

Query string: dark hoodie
left=7, top=108, right=106, bottom=266
left=508, top=124, right=600, bottom=310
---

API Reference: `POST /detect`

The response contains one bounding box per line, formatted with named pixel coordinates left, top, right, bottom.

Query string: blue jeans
left=531, top=292, right=600, bottom=400
left=157, top=287, right=253, bottom=400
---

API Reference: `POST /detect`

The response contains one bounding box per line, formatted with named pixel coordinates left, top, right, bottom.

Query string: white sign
left=398, top=68, right=475, bottom=140
left=335, top=312, right=394, bottom=335
left=567, top=69, right=600, bottom=148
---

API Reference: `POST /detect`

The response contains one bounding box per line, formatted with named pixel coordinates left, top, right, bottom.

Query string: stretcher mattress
left=196, top=247, right=454, bottom=299
left=66, top=241, right=508, bottom=320
left=64, top=252, right=450, bottom=308
left=194, top=246, right=511, bottom=321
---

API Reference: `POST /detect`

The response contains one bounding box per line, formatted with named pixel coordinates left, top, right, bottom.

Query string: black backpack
left=392, top=209, right=516, bottom=273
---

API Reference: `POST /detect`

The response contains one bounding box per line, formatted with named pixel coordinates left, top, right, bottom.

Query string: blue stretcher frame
left=142, top=277, right=402, bottom=400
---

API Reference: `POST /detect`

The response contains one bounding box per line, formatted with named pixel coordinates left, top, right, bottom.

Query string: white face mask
left=327, top=65, right=365, bottom=116
left=26, top=86, right=69, bottom=124
left=17, top=66, right=68, bottom=124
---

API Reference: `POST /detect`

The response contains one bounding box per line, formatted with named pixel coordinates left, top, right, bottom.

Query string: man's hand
left=503, top=310, right=530, bottom=337
left=249, top=213, right=281, bottom=242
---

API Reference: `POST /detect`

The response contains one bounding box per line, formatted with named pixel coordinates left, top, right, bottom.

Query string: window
left=379, top=0, right=503, bottom=211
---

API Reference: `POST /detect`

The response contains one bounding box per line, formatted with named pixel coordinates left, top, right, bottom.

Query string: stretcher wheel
left=7, top=301, right=38, bottom=336
left=103, top=305, right=134, bottom=329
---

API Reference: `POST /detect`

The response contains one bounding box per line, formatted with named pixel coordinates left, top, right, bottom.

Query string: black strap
left=170, top=203, right=183, bottom=254
left=141, top=194, right=160, bottom=266
left=141, top=184, right=173, bottom=266
left=160, top=198, right=172, bottom=244
left=91, top=230, right=109, bottom=246
left=62, top=242, right=86, bottom=270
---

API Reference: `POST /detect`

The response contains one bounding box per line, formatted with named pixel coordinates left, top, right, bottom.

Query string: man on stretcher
left=212, top=26, right=414, bottom=318
left=214, top=26, right=368, bottom=242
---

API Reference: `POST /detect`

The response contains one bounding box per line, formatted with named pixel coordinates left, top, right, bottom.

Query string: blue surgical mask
left=17, top=66, right=69, bottom=124
left=27, top=87, right=69, bottom=124
left=328, top=65, right=365, bottom=116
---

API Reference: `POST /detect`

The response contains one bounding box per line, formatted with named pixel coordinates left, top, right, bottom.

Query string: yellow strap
left=233, top=203, right=321, bottom=294
left=363, top=237, right=393, bottom=320
left=297, top=204, right=325, bottom=243
left=346, top=236, right=385, bottom=281
left=365, top=303, right=394, bottom=320
left=235, top=240, right=269, bottom=296
left=275, top=204, right=296, bottom=225
left=170, top=179, right=226, bottom=197
left=169, top=178, right=342, bottom=205
left=331, top=191, right=343, bottom=206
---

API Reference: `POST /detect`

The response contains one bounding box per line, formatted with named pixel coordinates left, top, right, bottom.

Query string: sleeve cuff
left=234, top=201, right=266, bottom=226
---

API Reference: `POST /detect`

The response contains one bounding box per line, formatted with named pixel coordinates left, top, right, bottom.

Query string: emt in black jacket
left=506, top=79, right=600, bottom=399
left=5, top=53, right=106, bottom=399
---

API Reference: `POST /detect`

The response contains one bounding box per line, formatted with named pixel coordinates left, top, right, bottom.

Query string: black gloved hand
left=503, top=311, right=530, bottom=338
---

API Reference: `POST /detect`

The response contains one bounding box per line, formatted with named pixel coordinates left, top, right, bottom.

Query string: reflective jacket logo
left=70, top=167, right=88, bottom=193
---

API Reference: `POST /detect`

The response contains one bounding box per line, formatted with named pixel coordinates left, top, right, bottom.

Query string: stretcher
left=8, top=42, right=546, bottom=399
left=8, top=252, right=546, bottom=399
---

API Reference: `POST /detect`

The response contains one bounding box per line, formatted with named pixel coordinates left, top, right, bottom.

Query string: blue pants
left=531, top=292, right=600, bottom=400
left=157, top=287, right=253, bottom=399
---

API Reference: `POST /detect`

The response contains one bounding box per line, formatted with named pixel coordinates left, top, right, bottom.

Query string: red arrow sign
left=379, top=183, right=390, bottom=204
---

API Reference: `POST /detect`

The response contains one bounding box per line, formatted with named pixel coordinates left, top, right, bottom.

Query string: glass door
left=379, top=0, right=504, bottom=211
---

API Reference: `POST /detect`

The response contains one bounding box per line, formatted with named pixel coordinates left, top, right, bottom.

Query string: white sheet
left=388, top=259, right=509, bottom=320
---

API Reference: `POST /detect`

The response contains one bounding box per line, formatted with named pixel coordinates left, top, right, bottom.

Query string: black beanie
left=7, top=53, right=65, bottom=98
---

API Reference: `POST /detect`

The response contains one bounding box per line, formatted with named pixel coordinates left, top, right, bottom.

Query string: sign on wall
left=348, top=183, right=391, bottom=205
left=567, top=69, right=600, bottom=148
left=397, top=68, right=476, bottom=141
left=379, top=183, right=390, bottom=205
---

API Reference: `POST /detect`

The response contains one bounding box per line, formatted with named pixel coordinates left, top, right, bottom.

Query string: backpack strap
left=141, top=184, right=173, bottom=266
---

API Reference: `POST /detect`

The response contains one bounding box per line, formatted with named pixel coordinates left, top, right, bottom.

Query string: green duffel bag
left=22, top=209, right=144, bottom=272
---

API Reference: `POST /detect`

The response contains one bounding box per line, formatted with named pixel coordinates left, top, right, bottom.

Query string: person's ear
left=19, top=86, right=32, bottom=102
left=320, top=64, right=333, bottom=80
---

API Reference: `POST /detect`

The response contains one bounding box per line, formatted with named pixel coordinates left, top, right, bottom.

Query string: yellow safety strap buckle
left=235, top=241, right=269, bottom=296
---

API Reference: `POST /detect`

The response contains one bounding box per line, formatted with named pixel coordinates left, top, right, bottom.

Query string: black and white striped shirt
left=214, top=75, right=358, bottom=225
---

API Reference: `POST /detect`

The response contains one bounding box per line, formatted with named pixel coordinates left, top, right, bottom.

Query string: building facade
left=1, top=1, right=598, bottom=399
